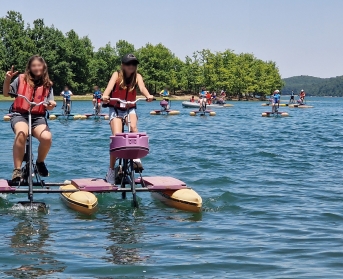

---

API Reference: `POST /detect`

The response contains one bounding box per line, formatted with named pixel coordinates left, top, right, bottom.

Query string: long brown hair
left=24, top=55, right=53, bottom=88
left=118, top=64, right=137, bottom=91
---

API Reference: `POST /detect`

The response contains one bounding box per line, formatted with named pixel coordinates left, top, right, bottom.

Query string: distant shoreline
left=0, top=94, right=337, bottom=102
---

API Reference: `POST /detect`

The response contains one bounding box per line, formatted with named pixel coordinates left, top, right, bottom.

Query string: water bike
left=61, top=98, right=73, bottom=116
left=0, top=96, right=202, bottom=213
left=150, top=98, right=180, bottom=115
left=49, top=101, right=109, bottom=120
left=262, top=102, right=289, bottom=117
left=48, top=99, right=75, bottom=120
left=261, top=103, right=289, bottom=107
left=288, top=101, right=314, bottom=108
left=190, top=99, right=216, bottom=116
left=182, top=101, right=232, bottom=109
left=81, top=100, right=109, bottom=120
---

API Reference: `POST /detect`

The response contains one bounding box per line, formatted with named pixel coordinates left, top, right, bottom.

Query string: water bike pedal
left=133, top=161, right=144, bottom=173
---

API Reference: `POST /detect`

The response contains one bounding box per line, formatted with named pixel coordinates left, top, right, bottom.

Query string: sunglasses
left=124, top=62, right=138, bottom=66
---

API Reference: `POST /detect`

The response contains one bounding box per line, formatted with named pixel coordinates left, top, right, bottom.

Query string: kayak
left=182, top=101, right=233, bottom=109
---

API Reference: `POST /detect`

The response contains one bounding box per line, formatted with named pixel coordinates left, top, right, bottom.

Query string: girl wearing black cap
left=102, top=54, right=153, bottom=184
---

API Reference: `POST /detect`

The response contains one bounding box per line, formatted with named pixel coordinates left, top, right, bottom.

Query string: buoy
left=49, top=114, right=57, bottom=120
left=73, top=115, right=80, bottom=120
left=104, top=115, right=109, bottom=120
left=281, top=112, right=289, bottom=117
left=3, top=115, right=11, bottom=121
left=190, top=112, right=196, bottom=116
left=168, top=110, right=180, bottom=115
left=209, top=111, right=216, bottom=116
left=262, top=112, right=268, bottom=117
left=80, top=115, right=87, bottom=120
left=150, top=111, right=157, bottom=115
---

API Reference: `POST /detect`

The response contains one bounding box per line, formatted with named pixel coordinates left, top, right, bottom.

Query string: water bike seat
left=110, top=133, right=149, bottom=159
left=160, top=100, right=169, bottom=108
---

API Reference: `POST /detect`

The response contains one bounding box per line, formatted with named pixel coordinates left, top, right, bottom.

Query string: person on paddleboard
left=102, top=53, right=154, bottom=184
left=92, top=85, right=102, bottom=110
left=289, top=90, right=295, bottom=104
left=298, top=89, right=306, bottom=105
left=60, top=86, right=73, bottom=112
left=2, top=56, right=56, bottom=182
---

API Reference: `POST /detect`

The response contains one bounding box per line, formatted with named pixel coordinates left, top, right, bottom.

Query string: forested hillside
left=0, top=11, right=283, bottom=97
left=283, top=75, right=343, bottom=96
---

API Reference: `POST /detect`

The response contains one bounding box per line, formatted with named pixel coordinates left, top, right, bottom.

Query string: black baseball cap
left=122, top=53, right=139, bottom=64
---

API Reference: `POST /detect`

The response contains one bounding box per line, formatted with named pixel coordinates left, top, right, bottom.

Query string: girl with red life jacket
left=102, top=54, right=153, bottom=184
left=2, top=55, right=56, bottom=182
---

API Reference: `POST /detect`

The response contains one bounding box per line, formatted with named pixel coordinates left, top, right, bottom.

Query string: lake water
left=0, top=97, right=343, bottom=278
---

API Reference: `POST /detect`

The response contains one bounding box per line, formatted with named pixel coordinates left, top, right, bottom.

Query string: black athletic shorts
left=290, top=96, right=294, bottom=99
left=10, top=114, right=49, bottom=132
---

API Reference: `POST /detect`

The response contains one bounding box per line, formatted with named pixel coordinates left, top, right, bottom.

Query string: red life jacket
left=12, top=74, right=50, bottom=115
left=109, top=79, right=137, bottom=109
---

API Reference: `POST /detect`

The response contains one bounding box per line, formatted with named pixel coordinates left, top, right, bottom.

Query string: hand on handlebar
left=146, top=95, right=154, bottom=102
left=44, top=100, right=56, bottom=110
left=102, top=95, right=110, bottom=104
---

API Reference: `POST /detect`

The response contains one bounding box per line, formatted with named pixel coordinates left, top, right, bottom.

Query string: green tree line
left=283, top=75, right=343, bottom=97
left=1, top=11, right=283, bottom=97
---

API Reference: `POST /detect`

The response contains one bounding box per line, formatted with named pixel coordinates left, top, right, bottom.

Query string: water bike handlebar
left=108, top=98, right=148, bottom=105
left=9, top=93, right=50, bottom=107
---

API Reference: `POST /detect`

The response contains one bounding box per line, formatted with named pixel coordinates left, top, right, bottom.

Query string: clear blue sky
left=1, top=0, right=342, bottom=78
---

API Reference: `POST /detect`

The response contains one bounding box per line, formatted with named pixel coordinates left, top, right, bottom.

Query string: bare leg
left=109, top=117, right=124, bottom=169
left=128, top=114, right=138, bottom=133
left=13, top=122, right=29, bottom=169
left=32, top=124, right=52, bottom=163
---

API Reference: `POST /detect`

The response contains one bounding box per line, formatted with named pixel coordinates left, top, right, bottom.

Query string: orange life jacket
left=12, top=74, right=50, bottom=115
left=109, top=79, right=137, bottom=109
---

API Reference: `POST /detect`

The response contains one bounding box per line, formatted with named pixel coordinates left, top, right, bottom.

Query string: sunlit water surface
left=0, top=97, right=343, bottom=278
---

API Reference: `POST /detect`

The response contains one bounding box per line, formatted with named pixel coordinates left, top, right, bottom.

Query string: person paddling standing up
left=102, top=54, right=154, bottom=184
left=289, top=90, right=295, bottom=104
left=298, top=89, right=306, bottom=105
left=2, top=56, right=56, bottom=182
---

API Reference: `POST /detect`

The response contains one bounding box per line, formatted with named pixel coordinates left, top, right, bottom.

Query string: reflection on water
left=5, top=212, right=66, bottom=278
left=102, top=203, right=147, bottom=265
